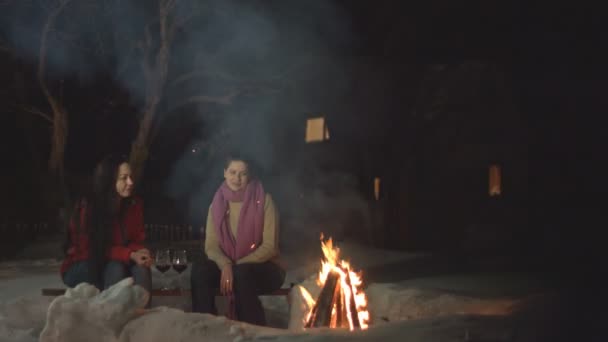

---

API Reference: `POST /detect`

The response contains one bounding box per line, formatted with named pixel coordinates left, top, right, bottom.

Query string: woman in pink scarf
left=190, top=155, right=285, bottom=326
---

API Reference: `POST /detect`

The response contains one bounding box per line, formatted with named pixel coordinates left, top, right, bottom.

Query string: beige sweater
left=205, top=193, right=280, bottom=270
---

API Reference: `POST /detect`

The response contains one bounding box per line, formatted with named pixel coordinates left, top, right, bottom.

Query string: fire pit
left=304, top=235, right=369, bottom=330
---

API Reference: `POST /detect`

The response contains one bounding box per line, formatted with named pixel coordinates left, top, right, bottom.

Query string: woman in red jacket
left=61, top=155, right=152, bottom=294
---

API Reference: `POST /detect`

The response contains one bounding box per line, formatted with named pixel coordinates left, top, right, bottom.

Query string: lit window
left=374, top=177, right=381, bottom=200
left=488, top=164, right=501, bottom=197
left=305, top=117, right=330, bottom=143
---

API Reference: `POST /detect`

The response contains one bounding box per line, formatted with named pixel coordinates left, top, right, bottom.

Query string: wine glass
left=171, top=249, right=188, bottom=291
left=155, top=249, right=171, bottom=290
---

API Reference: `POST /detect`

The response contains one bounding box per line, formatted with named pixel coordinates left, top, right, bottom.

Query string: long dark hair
left=70, top=154, right=132, bottom=286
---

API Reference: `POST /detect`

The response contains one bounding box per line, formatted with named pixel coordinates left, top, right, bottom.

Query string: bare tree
left=128, top=0, right=181, bottom=182
left=38, top=0, right=72, bottom=181
left=127, top=0, right=301, bottom=180
left=0, top=0, right=76, bottom=226
left=2, top=0, right=72, bottom=181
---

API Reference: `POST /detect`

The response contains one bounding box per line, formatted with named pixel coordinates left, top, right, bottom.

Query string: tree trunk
left=128, top=0, right=175, bottom=182
left=129, top=112, right=152, bottom=183
left=48, top=98, right=68, bottom=178
left=38, top=1, right=70, bottom=181
left=37, top=1, right=72, bottom=227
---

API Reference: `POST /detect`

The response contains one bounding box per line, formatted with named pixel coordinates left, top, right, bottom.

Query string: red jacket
left=60, top=197, right=146, bottom=275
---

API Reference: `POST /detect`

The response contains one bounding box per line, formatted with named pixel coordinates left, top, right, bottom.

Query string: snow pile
left=40, top=277, right=149, bottom=342
left=0, top=243, right=546, bottom=342
left=0, top=272, right=525, bottom=342
left=366, top=283, right=517, bottom=322
left=34, top=277, right=289, bottom=342
left=285, top=276, right=518, bottom=331
left=26, top=276, right=296, bottom=342
left=1, top=295, right=55, bottom=337
left=119, top=308, right=287, bottom=342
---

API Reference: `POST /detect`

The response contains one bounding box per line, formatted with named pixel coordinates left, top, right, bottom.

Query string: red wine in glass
left=155, top=249, right=172, bottom=290
left=172, top=264, right=188, bottom=273
left=156, top=264, right=170, bottom=273
left=171, top=249, right=188, bottom=291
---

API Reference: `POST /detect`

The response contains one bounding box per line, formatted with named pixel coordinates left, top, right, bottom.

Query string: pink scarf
left=211, top=180, right=265, bottom=261
left=210, top=180, right=265, bottom=320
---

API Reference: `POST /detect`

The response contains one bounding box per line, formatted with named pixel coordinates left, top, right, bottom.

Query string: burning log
left=304, top=235, right=369, bottom=330
left=305, top=268, right=363, bottom=329
left=305, top=271, right=341, bottom=328
left=345, top=271, right=361, bottom=329
left=334, top=280, right=348, bottom=329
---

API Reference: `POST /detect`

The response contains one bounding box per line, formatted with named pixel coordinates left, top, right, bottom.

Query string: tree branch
left=14, top=104, right=54, bottom=123
left=139, top=23, right=153, bottom=78
left=169, top=4, right=195, bottom=41
left=38, top=0, right=72, bottom=103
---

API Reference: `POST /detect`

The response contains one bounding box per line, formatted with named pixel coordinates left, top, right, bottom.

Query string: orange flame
left=306, top=234, right=370, bottom=330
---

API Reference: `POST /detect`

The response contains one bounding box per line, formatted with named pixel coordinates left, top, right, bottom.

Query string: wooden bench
left=42, top=287, right=292, bottom=297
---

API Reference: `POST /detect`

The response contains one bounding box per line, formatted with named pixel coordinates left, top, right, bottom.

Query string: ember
left=305, top=235, right=369, bottom=330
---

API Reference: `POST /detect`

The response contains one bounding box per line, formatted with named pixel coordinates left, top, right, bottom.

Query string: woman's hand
left=220, top=264, right=234, bottom=295
left=130, top=248, right=152, bottom=267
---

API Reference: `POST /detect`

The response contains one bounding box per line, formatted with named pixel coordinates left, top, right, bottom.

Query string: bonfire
left=303, top=235, right=369, bottom=330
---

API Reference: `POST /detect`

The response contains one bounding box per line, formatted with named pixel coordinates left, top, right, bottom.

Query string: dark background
left=0, top=0, right=603, bottom=279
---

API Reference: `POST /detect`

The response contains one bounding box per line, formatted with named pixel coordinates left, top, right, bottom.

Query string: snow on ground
left=0, top=259, right=64, bottom=342
left=0, top=241, right=552, bottom=342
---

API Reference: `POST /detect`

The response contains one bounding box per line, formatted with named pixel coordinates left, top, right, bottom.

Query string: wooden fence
left=144, top=224, right=200, bottom=242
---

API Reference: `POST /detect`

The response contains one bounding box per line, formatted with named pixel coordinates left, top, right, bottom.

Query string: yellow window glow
left=374, top=177, right=381, bottom=201
left=306, top=117, right=329, bottom=143
left=488, top=164, right=501, bottom=197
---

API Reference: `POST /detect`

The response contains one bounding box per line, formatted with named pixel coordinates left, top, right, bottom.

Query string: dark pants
left=190, top=258, right=285, bottom=326
left=63, top=260, right=152, bottom=294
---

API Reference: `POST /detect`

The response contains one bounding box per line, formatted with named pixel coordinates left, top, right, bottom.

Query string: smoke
left=1, top=0, right=373, bottom=250
left=161, top=1, right=373, bottom=249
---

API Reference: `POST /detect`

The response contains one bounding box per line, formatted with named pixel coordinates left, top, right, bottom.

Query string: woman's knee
left=103, top=261, right=129, bottom=288
left=130, top=264, right=152, bottom=291
left=271, top=264, right=286, bottom=289
left=192, top=258, right=214, bottom=274
left=233, top=262, right=284, bottom=293
left=191, top=259, right=219, bottom=286
left=63, top=261, right=92, bottom=288
left=130, top=264, right=151, bottom=278
left=232, top=263, right=257, bottom=284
